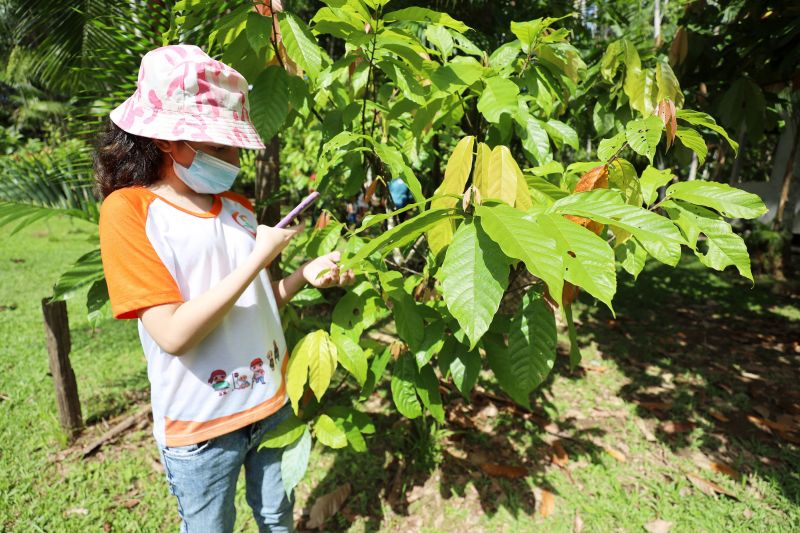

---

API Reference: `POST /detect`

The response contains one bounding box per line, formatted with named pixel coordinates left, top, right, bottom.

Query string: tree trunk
left=255, top=136, right=283, bottom=280
left=42, top=298, right=82, bottom=442
left=772, top=130, right=800, bottom=280
left=654, top=0, right=662, bottom=46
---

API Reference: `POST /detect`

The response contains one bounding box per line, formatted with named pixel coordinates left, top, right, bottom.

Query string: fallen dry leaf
left=686, top=472, right=737, bottom=499
left=638, top=400, right=673, bottom=412
left=574, top=511, right=584, bottom=533
left=480, top=463, right=528, bottom=479
left=64, top=508, right=89, bottom=517
left=635, top=418, right=657, bottom=442
left=539, top=489, right=555, bottom=517
left=711, top=462, right=742, bottom=481
left=707, top=408, right=730, bottom=422
left=660, top=421, right=695, bottom=434
left=122, top=499, right=140, bottom=509
left=645, top=518, right=673, bottom=533
left=605, top=447, right=627, bottom=462
left=551, top=441, right=569, bottom=467
left=306, top=483, right=352, bottom=529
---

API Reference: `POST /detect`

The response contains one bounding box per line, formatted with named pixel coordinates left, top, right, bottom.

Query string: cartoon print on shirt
left=273, top=339, right=281, bottom=363
left=266, top=350, right=275, bottom=371
left=231, top=210, right=256, bottom=237
left=207, top=369, right=231, bottom=396
left=233, top=371, right=250, bottom=389
left=250, top=357, right=266, bottom=385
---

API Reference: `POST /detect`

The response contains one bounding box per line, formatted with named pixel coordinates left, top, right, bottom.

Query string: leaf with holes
left=625, top=116, right=663, bottom=164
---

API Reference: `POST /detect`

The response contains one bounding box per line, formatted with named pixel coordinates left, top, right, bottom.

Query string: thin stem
left=268, top=1, right=285, bottom=71
left=360, top=7, right=381, bottom=136
left=607, top=140, right=629, bottom=165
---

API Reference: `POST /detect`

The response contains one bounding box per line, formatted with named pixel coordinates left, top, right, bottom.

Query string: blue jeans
left=157, top=402, right=295, bottom=532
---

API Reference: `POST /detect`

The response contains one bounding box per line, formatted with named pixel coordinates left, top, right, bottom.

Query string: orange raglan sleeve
left=99, top=188, right=185, bottom=319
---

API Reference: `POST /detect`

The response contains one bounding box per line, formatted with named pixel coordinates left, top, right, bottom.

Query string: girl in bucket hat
left=95, top=44, right=352, bottom=532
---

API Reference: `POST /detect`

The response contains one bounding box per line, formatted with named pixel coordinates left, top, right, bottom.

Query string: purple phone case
left=275, top=191, right=320, bottom=228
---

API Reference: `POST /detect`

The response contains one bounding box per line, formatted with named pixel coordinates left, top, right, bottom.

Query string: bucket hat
left=110, top=45, right=265, bottom=149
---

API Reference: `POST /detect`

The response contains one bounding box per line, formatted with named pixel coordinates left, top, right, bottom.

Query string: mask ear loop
left=168, top=141, right=196, bottom=167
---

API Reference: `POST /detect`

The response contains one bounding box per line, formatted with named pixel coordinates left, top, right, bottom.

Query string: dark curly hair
left=93, top=121, right=164, bottom=198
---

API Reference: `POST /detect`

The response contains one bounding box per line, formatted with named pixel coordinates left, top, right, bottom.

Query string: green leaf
left=476, top=204, right=564, bottom=305
left=676, top=109, right=739, bottom=154
left=640, top=166, right=674, bottom=206
left=478, top=77, right=519, bottom=123
left=517, top=116, right=552, bottom=164
left=361, top=346, right=392, bottom=400
left=416, top=364, right=445, bottom=423
left=430, top=56, right=484, bottom=92
left=551, top=189, right=684, bottom=266
left=306, top=221, right=343, bottom=257
left=377, top=59, right=426, bottom=105
left=488, top=41, right=521, bottom=70
left=506, top=290, right=556, bottom=394
left=378, top=271, right=424, bottom=349
left=486, top=145, right=521, bottom=205
left=343, top=208, right=459, bottom=269
left=472, top=142, right=491, bottom=198
left=314, top=414, right=348, bottom=449
left=616, top=238, right=648, bottom=279
left=439, top=219, right=510, bottom=350
left=665, top=181, right=767, bottom=219
left=429, top=136, right=475, bottom=257
left=607, top=159, right=643, bottom=206
left=663, top=200, right=755, bottom=280
left=597, top=131, right=625, bottom=163
left=326, top=406, right=374, bottom=452
left=438, top=338, right=481, bottom=399
left=286, top=330, right=338, bottom=411
left=544, top=119, right=579, bottom=150
left=331, top=333, right=368, bottom=386
left=259, top=414, right=307, bottom=449
left=279, top=13, right=323, bottom=81
left=86, top=279, right=111, bottom=328
left=538, top=213, right=617, bottom=310
left=625, top=116, right=663, bottom=164
left=391, top=353, right=423, bottom=419
left=655, top=60, right=683, bottom=107
left=52, top=249, right=104, bottom=301
left=675, top=127, right=708, bottom=165
left=250, top=66, right=290, bottom=142
left=383, top=7, right=469, bottom=33
left=372, top=143, right=424, bottom=203
left=246, top=12, right=272, bottom=53
left=281, top=426, right=311, bottom=496
left=412, top=322, right=445, bottom=368
left=486, top=291, right=556, bottom=408
left=425, top=25, right=453, bottom=59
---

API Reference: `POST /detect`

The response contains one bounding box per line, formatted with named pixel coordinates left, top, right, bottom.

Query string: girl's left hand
left=302, top=251, right=355, bottom=288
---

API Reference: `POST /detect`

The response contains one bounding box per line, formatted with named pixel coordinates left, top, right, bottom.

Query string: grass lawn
left=1, top=217, right=798, bottom=532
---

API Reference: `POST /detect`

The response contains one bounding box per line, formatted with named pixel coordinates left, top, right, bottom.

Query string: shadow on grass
left=574, top=257, right=800, bottom=503
left=296, top=377, right=609, bottom=531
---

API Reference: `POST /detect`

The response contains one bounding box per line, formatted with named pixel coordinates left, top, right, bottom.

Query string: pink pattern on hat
left=110, top=45, right=265, bottom=149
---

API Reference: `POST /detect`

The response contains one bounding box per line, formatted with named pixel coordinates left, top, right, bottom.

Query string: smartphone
left=275, top=191, right=320, bottom=228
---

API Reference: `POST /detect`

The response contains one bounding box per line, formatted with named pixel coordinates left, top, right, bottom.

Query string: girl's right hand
left=253, top=223, right=304, bottom=268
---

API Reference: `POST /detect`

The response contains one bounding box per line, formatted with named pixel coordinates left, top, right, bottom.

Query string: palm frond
left=0, top=141, right=99, bottom=229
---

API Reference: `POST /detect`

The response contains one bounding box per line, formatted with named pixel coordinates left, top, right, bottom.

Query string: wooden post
left=41, top=297, right=82, bottom=441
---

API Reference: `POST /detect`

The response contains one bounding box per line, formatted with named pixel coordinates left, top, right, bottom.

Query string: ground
left=1, top=218, right=798, bottom=532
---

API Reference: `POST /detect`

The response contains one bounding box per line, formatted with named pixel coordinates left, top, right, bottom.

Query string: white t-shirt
left=99, top=186, right=288, bottom=447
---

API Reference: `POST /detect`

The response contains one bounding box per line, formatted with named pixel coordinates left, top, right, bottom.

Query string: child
left=95, top=45, right=352, bottom=532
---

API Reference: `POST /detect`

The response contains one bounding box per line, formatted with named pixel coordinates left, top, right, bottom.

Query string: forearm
left=271, top=265, right=308, bottom=309
left=142, top=253, right=266, bottom=354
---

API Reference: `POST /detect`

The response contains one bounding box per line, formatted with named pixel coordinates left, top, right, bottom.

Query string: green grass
left=2, top=218, right=799, bottom=531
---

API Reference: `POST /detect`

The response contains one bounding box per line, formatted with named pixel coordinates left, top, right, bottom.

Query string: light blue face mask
left=171, top=142, right=240, bottom=194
